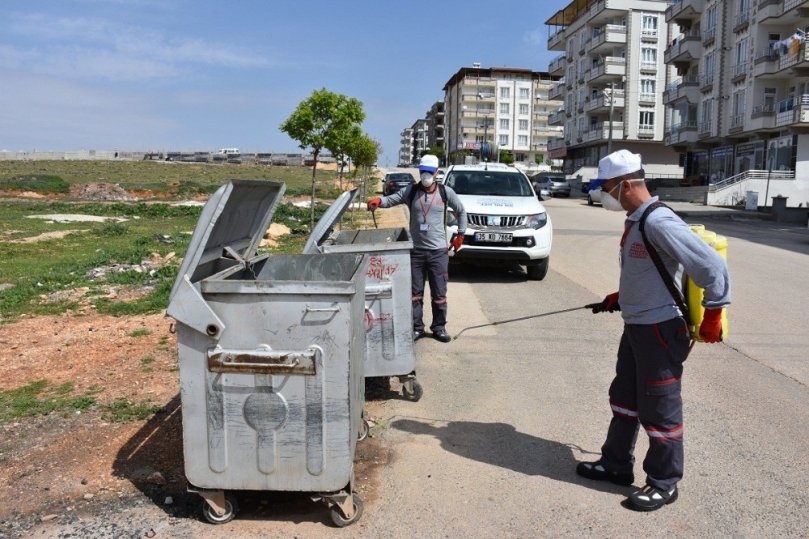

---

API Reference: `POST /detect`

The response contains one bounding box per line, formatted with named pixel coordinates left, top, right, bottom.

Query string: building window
left=639, top=111, right=655, bottom=127
left=520, top=88, right=530, bottom=99
left=516, top=153, right=527, bottom=162
left=500, top=119, right=510, bottom=129
left=499, top=134, right=509, bottom=146
left=640, top=79, right=656, bottom=101
left=500, top=87, right=511, bottom=99
left=500, top=103, right=510, bottom=114
left=519, top=103, right=529, bottom=114
left=519, top=119, right=529, bottom=130
left=518, top=135, right=528, bottom=146
left=642, top=15, right=658, bottom=33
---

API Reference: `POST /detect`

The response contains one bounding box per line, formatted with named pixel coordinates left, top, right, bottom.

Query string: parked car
left=531, top=173, right=571, bottom=198
left=435, top=169, right=446, bottom=183
left=531, top=176, right=553, bottom=198
left=443, top=163, right=552, bottom=280
left=383, top=172, right=416, bottom=196
left=586, top=185, right=603, bottom=205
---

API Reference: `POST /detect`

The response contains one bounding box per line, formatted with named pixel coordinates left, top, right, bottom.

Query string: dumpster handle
left=305, top=305, right=342, bottom=313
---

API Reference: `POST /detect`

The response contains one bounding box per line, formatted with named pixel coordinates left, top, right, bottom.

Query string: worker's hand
left=592, top=292, right=620, bottom=314
left=699, top=308, right=723, bottom=343
left=449, top=233, right=464, bottom=252
left=367, top=197, right=381, bottom=211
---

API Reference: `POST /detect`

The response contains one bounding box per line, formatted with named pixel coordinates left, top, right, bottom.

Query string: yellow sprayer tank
left=686, top=230, right=729, bottom=341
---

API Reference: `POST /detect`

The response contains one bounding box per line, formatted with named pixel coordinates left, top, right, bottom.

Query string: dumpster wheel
left=402, top=379, right=423, bottom=402
left=358, top=417, right=371, bottom=442
left=201, top=492, right=238, bottom=525
left=329, top=493, right=364, bottom=527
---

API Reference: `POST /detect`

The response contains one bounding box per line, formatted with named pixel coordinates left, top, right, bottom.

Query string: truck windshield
left=446, top=171, right=534, bottom=197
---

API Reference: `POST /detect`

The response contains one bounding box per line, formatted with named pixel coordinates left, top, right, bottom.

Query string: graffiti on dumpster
left=366, top=256, right=398, bottom=280
left=364, top=310, right=392, bottom=332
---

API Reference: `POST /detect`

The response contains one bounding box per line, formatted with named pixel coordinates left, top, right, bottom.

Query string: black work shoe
left=576, top=461, right=634, bottom=486
left=413, top=330, right=426, bottom=341
left=432, top=330, right=452, bottom=343
left=626, top=484, right=678, bottom=511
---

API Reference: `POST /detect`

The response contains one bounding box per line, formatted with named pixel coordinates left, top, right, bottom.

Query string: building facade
left=546, top=0, right=683, bottom=179
left=662, top=0, right=809, bottom=206
left=442, top=65, right=564, bottom=168
left=398, top=127, right=413, bottom=167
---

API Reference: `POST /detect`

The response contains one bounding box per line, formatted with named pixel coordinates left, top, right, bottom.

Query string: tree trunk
left=310, top=150, right=319, bottom=231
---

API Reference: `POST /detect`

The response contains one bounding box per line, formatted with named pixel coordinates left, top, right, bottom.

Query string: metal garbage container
left=303, top=189, right=422, bottom=401
left=167, top=180, right=367, bottom=527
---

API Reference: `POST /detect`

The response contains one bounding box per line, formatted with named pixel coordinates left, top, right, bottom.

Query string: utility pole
left=607, top=80, right=615, bottom=155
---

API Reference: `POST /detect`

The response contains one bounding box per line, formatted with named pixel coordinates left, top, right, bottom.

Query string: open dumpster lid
left=301, top=188, right=359, bottom=254
left=171, top=179, right=286, bottom=294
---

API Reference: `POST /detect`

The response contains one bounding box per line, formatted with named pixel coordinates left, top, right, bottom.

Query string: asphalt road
left=39, top=188, right=809, bottom=538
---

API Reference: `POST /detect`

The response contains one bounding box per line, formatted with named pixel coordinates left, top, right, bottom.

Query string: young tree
left=327, top=124, right=363, bottom=191
left=345, top=134, right=380, bottom=225
left=280, top=88, right=366, bottom=229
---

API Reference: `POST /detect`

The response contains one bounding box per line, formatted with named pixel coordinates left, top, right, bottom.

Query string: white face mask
left=420, top=172, right=435, bottom=187
left=601, top=182, right=624, bottom=212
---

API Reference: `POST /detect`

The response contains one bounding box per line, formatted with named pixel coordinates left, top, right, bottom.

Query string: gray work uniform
left=378, top=184, right=467, bottom=332
left=600, top=197, right=731, bottom=491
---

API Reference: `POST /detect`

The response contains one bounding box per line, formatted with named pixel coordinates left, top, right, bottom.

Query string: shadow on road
left=391, top=418, right=634, bottom=495
left=449, top=261, right=531, bottom=284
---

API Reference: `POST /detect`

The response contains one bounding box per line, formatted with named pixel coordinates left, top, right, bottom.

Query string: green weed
left=100, top=398, right=161, bottom=423
left=0, top=380, right=101, bottom=423
left=128, top=329, right=152, bottom=338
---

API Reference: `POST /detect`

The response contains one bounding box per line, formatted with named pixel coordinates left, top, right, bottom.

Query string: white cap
left=418, top=154, right=439, bottom=173
left=597, top=150, right=642, bottom=181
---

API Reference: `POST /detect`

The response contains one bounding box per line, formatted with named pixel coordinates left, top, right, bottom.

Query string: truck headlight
left=526, top=213, right=548, bottom=230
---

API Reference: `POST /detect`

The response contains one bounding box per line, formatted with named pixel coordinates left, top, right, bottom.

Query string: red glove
left=367, top=197, right=381, bottom=211
left=449, top=233, right=464, bottom=252
left=699, top=308, right=723, bottom=343
left=592, top=292, right=620, bottom=314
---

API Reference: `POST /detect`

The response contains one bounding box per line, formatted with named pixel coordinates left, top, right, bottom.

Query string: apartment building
left=663, top=0, right=809, bottom=206
left=398, top=127, right=413, bottom=167
left=442, top=64, right=564, bottom=168
left=545, top=0, right=682, bottom=180
left=426, top=101, right=445, bottom=156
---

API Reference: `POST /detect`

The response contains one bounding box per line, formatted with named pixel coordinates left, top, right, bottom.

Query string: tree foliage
left=280, top=88, right=365, bottom=228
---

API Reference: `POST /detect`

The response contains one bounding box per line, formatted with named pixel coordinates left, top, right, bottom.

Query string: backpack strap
left=638, top=201, right=691, bottom=324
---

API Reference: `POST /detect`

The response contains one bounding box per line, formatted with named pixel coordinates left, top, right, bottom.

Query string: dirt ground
left=0, top=181, right=406, bottom=536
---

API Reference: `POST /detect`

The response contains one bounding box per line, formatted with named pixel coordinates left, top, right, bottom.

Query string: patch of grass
left=0, top=380, right=101, bottom=423
left=92, top=222, right=128, bottom=236
left=0, top=174, right=70, bottom=194
left=100, top=398, right=161, bottom=423
left=128, top=328, right=152, bottom=338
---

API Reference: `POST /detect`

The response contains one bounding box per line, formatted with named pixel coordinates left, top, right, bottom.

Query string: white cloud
left=523, top=28, right=545, bottom=46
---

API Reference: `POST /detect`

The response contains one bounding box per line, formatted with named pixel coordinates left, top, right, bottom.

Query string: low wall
left=706, top=178, right=809, bottom=208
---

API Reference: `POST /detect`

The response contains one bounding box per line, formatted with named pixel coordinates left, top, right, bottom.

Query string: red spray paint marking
left=366, top=255, right=398, bottom=280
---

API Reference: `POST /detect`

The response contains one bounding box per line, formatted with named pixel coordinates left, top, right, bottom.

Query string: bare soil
left=0, top=181, right=404, bottom=536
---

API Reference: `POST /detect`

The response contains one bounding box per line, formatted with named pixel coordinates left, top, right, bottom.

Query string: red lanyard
left=418, top=188, right=438, bottom=221
left=620, top=221, right=634, bottom=247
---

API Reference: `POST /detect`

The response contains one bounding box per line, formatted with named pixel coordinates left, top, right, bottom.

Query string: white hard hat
left=418, top=154, right=439, bottom=173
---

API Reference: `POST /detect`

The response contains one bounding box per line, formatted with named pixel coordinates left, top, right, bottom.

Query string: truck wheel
left=527, top=258, right=549, bottom=281
left=587, top=194, right=594, bottom=206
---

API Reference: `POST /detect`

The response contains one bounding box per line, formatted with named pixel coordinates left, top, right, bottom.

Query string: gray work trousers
left=600, top=317, right=692, bottom=490
left=410, top=248, right=449, bottom=333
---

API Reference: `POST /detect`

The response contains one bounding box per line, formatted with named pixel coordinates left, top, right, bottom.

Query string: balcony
left=548, top=137, right=567, bottom=151
left=640, top=60, right=658, bottom=73
left=640, top=28, right=659, bottom=41
left=664, top=32, right=702, bottom=64
left=698, top=120, right=713, bottom=139
left=700, top=73, right=714, bottom=92
left=757, top=0, right=784, bottom=21
left=548, top=28, right=566, bottom=51
left=586, top=57, right=626, bottom=83
left=638, top=125, right=656, bottom=138
left=663, top=76, right=700, bottom=104
left=638, top=92, right=657, bottom=105
left=586, top=0, right=626, bottom=26
left=461, top=76, right=496, bottom=88
left=461, top=109, right=495, bottom=118
left=534, top=125, right=565, bottom=136
left=587, top=25, right=627, bottom=54
left=733, top=10, right=750, bottom=32
left=664, top=121, right=699, bottom=146
left=548, top=54, right=566, bottom=75
left=587, top=90, right=625, bottom=113
left=665, top=0, right=702, bottom=23
left=581, top=121, right=624, bottom=144
left=775, top=94, right=809, bottom=128
left=731, top=62, right=748, bottom=82
left=728, top=114, right=745, bottom=134
left=549, top=81, right=566, bottom=100
left=748, top=103, right=776, bottom=132
left=548, top=110, right=565, bottom=125
left=702, top=26, right=716, bottom=46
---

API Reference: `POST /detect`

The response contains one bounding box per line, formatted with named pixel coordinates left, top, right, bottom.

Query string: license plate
left=475, top=232, right=513, bottom=243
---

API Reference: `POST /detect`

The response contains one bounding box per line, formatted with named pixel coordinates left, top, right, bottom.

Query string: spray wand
left=453, top=303, right=602, bottom=340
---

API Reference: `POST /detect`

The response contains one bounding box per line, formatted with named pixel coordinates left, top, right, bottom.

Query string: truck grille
left=467, top=214, right=527, bottom=229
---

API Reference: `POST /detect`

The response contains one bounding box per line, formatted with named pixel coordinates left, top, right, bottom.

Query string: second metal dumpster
left=303, top=189, right=422, bottom=401
left=167, top=180, right=367, bottom=527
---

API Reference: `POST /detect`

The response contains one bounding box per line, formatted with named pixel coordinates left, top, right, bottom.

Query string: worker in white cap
left=367, top=155, right=467, bottom=343
left=577, top=149, right=731, bottom=511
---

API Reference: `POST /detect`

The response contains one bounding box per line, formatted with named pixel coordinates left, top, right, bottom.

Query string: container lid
left=171, top=179, right=286, bottom=293
left=302, top=188, right=359, bottom=254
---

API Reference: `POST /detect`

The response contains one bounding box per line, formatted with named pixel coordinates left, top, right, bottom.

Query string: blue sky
left=0, top=0, right=561, bottom=166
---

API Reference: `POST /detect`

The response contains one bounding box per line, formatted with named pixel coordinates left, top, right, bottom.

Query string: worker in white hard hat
left=367, top=154, right=467, bottom=343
